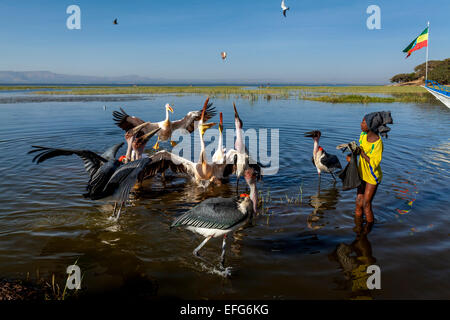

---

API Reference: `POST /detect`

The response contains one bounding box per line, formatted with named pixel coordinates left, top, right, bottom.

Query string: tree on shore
left=390, top=58, right=449, bottom=84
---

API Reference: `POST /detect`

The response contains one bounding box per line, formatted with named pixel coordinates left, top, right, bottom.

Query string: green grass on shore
left=1, top=84, right=433, bottom=104
left=301, top=93, right=434, bottom=104
left=26, top=85, right=426, bottom=96
left=302, top=94, right=395, bottom=104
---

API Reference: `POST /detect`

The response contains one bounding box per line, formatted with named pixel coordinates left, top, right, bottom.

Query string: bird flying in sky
left=281, top=0, right=289, bottom=17
left=113, top=18, right=118, bottom=25
left=221, top=51, right=227, bottom=60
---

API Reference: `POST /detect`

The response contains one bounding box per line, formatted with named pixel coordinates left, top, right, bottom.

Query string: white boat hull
left=423, top=86, right=450, bottom=108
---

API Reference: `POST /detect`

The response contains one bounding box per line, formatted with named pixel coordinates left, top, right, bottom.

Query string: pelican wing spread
left=143, top=150, right=196, bottom=178
left=171, top=197, right=247, bottom=230
left=171, top=102, right=216, bottom=133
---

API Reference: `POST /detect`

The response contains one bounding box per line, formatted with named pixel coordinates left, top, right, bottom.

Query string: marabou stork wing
left=171, top=102, right=216, bottom=133
left=102, top=157, right=151, bottom=203
left=28, top=146, right=107, bottom=178
left=85, top=160, right=119, bottom=199
left=100, top=142, right=124, bottom=161
left=142, top=150, right=196, bottom=178
left=221, top=163, right=236, bottom=178
left=320, top=151, right=342, bottom=170
left=171, top=197, right=247, bottom=230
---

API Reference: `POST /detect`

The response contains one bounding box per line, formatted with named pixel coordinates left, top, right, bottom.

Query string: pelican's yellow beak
left=167, top=105, right=174, bottom=113
left=199, top=122, right=216, bottom=136
left=219, top=112, right=223, bottom=133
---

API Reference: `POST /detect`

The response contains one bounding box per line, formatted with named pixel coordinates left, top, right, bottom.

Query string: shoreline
left=0, top=85, right=436, bottom=104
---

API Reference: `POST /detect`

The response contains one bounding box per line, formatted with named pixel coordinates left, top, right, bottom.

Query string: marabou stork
left=114, top=98, right=216, bottom=151
left=171, top=167, right=258, bottom=268
left=29, top=129, right=160, bottom=221
left=304, top=130, right=342, bottom=181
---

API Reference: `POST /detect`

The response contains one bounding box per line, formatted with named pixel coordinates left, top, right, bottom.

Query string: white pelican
left=212, top=112, right=226, bottom=164
left=115, top=98, right=216, bottom=151
left=141, top=103, right=235, bottom=186
left=231, top=102, right=264, bottom=192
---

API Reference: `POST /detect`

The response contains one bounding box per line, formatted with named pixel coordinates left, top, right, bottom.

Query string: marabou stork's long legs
left=109, top=200, right=125, bottom=222
left=220, top=234, right=228, bottom=268
left=193, top=236, right=212, bottom=257
left=330, top=171, right=337, bottom=182
left=192, top=236, right=218, bottom=268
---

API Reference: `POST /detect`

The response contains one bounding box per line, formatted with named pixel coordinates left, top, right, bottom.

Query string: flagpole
left=425, top=21, right=430, bottom=82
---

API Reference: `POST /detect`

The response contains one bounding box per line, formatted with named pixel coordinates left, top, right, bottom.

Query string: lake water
left=0, top=92, right=449, bottom=299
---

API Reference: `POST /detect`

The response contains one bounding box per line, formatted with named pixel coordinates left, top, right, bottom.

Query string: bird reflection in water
left=329, top=216, right=376, bottom=299
left=307, top=182, right=340, bottom=230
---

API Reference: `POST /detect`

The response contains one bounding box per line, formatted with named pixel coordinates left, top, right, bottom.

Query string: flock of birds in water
left=26, top=0, right=322, bottom=272
left=28, top=97, right=342, bottom=270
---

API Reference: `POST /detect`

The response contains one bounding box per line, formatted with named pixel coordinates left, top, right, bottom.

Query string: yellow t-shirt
left=358, top=132, right=383, bottom=185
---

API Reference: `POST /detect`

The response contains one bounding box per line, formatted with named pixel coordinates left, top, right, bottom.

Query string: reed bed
left=8, top=84, right=434, bottom=104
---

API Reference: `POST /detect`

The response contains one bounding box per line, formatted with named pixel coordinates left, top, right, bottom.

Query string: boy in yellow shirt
left=356, top=111, right=392, bottom=223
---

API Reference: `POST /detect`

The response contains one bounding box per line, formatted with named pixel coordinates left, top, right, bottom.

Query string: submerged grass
left=0, top=262, right=82, bottom=301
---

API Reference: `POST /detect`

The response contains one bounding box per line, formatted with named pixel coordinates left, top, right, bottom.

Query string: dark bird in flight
left=113, top=19, right=118, bottom=25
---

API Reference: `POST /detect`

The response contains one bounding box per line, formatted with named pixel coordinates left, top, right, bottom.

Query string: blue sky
left=0, top=0, right=448, bottom=84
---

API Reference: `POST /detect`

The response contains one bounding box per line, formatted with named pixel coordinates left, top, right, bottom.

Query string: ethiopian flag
left=403, top=27, right=429, bottom=58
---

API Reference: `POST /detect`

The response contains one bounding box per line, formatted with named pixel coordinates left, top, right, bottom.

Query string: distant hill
left=0, top=71, right=165, bottom=84
left=390, top=58, right=449, bottom=85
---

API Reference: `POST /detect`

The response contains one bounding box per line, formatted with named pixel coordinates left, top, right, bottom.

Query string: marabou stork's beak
left=304, top=130, right=321, bottom=138
left=131, top=121, right=152, bottom=135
